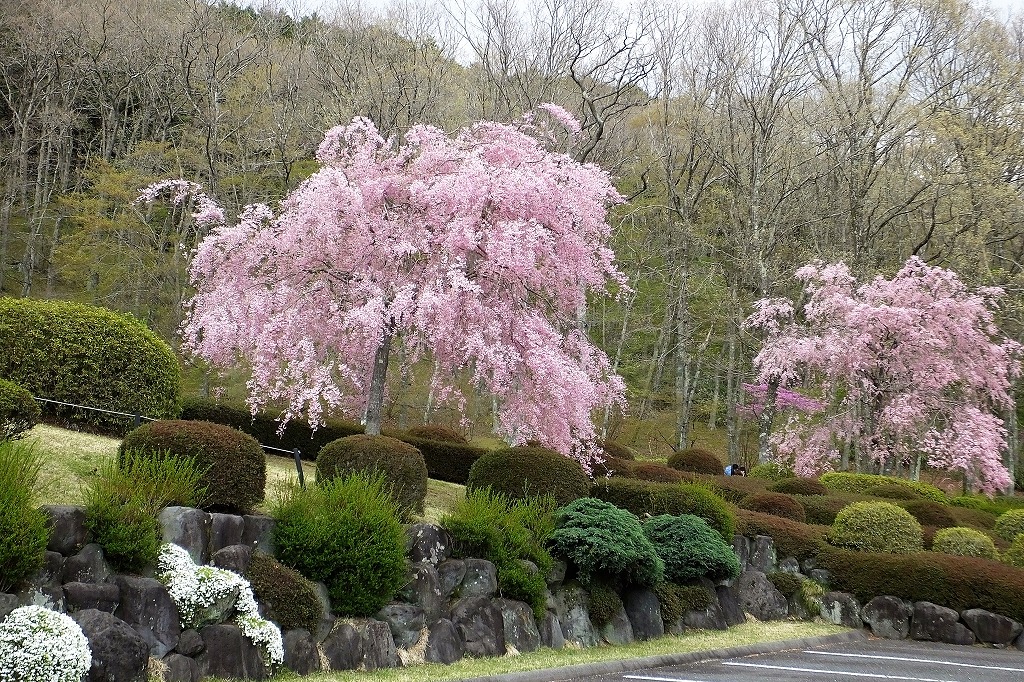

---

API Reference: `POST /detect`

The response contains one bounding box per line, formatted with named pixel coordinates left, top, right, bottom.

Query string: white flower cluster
left=0, top=606, right=92, bottom=682
left=157, top=543, right=283, bottom=668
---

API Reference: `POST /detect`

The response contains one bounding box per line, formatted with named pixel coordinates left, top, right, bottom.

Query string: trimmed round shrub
left=828, top=501, right=923, bottom=554
left=120, top=420, right=265, bottom=514
left=792, top=494, right=862, bottom=526
left=653, top=582, right=713, bottom=627
left=747, top=462, right=795, bottom=482
left=468, top=445, right=589, bottom=507
left=273, top=472, right=407, bottom=617
left=667, top=447, right=723, bottom=475
left=0, top=441, right=47, bottom=592
left=404, top=424, right=467, bottom=443
left=771, top=477, right=828, bottom=496
left=626, top=463, right=686, bottom=483
left=0, top=297, right=180, bottom=432
left=245, top=552, right=324, bottom=634
left=767, top=571, right=803, bottom=598
left=598, top=440, right=636, bottom=461
left=1003, top=534, right=1024, bottom=568
left=734, top=509, right=827, bottom=561
left=995, top=509, right=1024, bottom=542
left=0, top=378, right=40, bottom=440
left=549, top=498, right=664, bottom=587
left=316, top=435, right=428, bottom=518
left=740, top=492, right=806, bottom=523
left=590, top=478, right=735, bottom=540
left=642, top=514, right=740, bottom=583
left=932, top=527, right=998, bottom=560
left=864, top=483, right=921, bottom=500
left=594, top=456, right=632, bottom=477
left=900, top=499, right=957, bottom=529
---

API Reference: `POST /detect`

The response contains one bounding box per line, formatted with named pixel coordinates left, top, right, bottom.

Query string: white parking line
left=622, top=676, right=704, bottom=682
left=721, top=661, right=959, bottom=681
left=803, top=650, right=1024, bottom=673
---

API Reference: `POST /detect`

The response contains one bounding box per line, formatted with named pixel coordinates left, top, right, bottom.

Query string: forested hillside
left=4, top=0, right=1024, bottom=467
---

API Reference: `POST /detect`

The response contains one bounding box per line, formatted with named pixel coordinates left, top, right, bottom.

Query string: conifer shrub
left=667, top=447, right=723, bottom=475
left=467, top=445, right=589, bottom=507
left=734, top=509, right=827, bottom=561
left=771, top=477, right=828, bottom=496
left=0, top=378, right=40, bottom=440
left=932, top=527, right=998, bottom=560
left=549, top=498, right=664, bottom=587
left=587, top=581, right=624, bottom=628
left=747, top=462, right=794, bottom=482
left=272, top=473, right=406, bottom=617
left=245, top=552, right=324, bottom=634
left=0, top=441, right=47, bottom=592
left=642, top=514, right=740, bottom=583
left=120, top=420, right=265, bottom=514
left=653, top=582, right=713, bottom=626
left=740, top=492, right=807, bottom=523
left=316, top=435, right=428, bottom=518
left=590, top=477, right=735, bottom=540
left=828, top=501, right=923, bottom=554
left=995, top=509, right=1024, bottom=542
left=0, top=297, right=180, bottom=433
left=404, top=424, right=467, bottom=443
left=864, top=483, right=921, bottom=500
left=900, top=499, right=957, bottom=529
left=767, top=571, right=802, bottom=598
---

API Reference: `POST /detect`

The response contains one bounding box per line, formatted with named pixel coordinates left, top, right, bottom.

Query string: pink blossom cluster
left=145, top=109, right=627, bottom=467
left=739, top=383, right=825, bottom=419
left=749, top=257, right=1021, bottom=493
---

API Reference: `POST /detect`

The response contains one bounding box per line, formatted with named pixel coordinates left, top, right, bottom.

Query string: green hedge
left=590, top=478, right=735, bottom=540
left=0, top=298, right=179, bottom=432
left=316, top=435, right=427, bottom=519
left=818, top=546, right=1024, bottom=623
left=468, top=446, right=589, bottom=507
left=667, top=448, right=723, bottom=475
left=0, top=378, right=40, bottom=440
left=740, top=492, right=806, bottom=523
left=400, top=435, right=487, bottom=485
left=819, top=472, right=946, bottom=503
left=734, top=509, right=827, bottom=561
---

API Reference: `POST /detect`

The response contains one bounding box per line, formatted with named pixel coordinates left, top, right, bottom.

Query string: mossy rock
left=467, top=445, right=589, bottom=507
left=316, top=435, right=428, bottom=518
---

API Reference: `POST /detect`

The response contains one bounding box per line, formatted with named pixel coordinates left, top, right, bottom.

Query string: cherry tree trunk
left=363, top=329, right=393, bottom=436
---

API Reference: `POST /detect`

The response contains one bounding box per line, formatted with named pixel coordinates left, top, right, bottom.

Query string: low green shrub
left=0, top=441, right=47, bottom=592
left=932, top=527, right=998, bottom=560
left=797, top=579, right=826, bottom=613
left=667, top=448, right=723, bottom=475
left=900, top=499, right=956, bottom=529
left=948, top=506, right=997, bottom=530
left=747, top=462, right=794, bottom=482
left=595, top=457, right=633, bottom=478
left=0, top=297, right=179, bottom=433
left=549, top=498, right=663, bottom=587
left=120, top=420, right=265, bottom=514
left=950, top=494, right=1024, bottom=517
left=625, top=463, right=686, bottom=483
left=733, top=509, right=827, bottom=561
left=767, top=571, right=802, bottom=598
left=818, top=546, right=1024, bottom=623
left=695, top=474, right=770, bottom=504
left=272, top=473, right=407, bottom=617
left=316, top=435, right=427, bottom=518
left=770, top=477, right=828, bottom=496
left=598, top=441, right=636, bottom=461
left=819, top=472, right=946, bottom=503
left=403, top=424, right=467, bottom=443
left=995, top=509, right=1024, bottom=542
left=441, top=489, right=554, bottom=619
left=0, top=378, right=40, bottom=440
left=740, top=492, right=806, bottom=523
left=792, top=494, right=856, bottom=526
left=950, top=495, right=985, bottom=509
left=828, top=501, right=923, bottom=554
left=653, top=582, right=714, bottom=626
left=1003, top=535, right=1024, bottom=568
left=642, top=514, right=740, bottom=583
left=587, top=580, right=623, bottom=628
left=468, top=445, right=589, bottom=507
left=245, top=552, right=324, bottom=634
left=400, top=436, right=488, bottom=485
left=590, top=478, right=735, bottom=540
left=864, top=483, right=921, bottom=500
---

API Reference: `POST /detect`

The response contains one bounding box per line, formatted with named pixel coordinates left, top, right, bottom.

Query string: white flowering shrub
left=0, top=606, right=91, bottom=682
left=157, top=543, right=283, bottom=668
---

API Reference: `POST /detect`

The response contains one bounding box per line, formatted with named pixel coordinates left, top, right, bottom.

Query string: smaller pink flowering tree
left=748, top=257, right=1021, bottom=493
left=141, top=108, right=627, bottom=467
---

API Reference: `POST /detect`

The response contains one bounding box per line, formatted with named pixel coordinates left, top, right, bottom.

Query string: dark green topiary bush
left=948, top=506, right=997, bottom=530
left=828, top=501, right=923, bottom=554
left=468, top=445, right=589, bottom=507
left=598, top=441, right=636, bottom=461
left=642, top=514, right=740, bottom=583
left=624, top=463, right=686, bottom=483
left=245, top=552, right=324, bottom=633
left=404, top=424, right=467, bottom=443
left=900, top=499, right=957, bottom=529
left=667, top=448, right=723, bottom=475
left=653, top=582, right=714, bottom=627
left=767, top=571, right=803, bottom=598
left=0, top=297, right=180, bottom=433
left=399, top=436, right=488, bottom=485
left=864, top=483, right=921, bottom=500
left=740, top=492, right=807, bottom=523
left=734, top=509, right=827, bottom=561
left=0, top=378, right=41, bottom=440
left=316, top=435, right=427, bottom=518
left=932, top=527, right=998, bottom=560
left=690, top=474, right=770, bottom=504
left=0, top=441, right=47, bottom=592
left=120, top=420, right=265, bottom=514
left=771, top=477, right=829, bottom=496
left=994, top=509, right=1024, bottom=542
left=549, top=498, right=664, bottom=587
left=272, top=473, right=407, bottom=617
left=747, top=462, right=795, bottom=482
left=590, top=478, right=735, bottom=540
left=792, top=494, right=855, bottom=526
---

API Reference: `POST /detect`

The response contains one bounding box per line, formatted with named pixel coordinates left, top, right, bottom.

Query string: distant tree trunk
left=674, top=268, right=691, bottom=451
left=757, top=375, right=779, bottom=463
left=363, top=328, right=393, bottom=436
left=707, top=345, right=724, bottom=431
left=725, top=303, right=739, bottom=465
left=1005, top=402, right=1019, bottom=495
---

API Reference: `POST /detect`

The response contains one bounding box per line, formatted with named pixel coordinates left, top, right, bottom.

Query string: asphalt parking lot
left=574, top=638, right=1024, bottom=682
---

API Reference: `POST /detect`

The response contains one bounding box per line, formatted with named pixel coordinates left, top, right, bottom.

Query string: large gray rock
left=320, top=619, right=399, bottom=671
left=736, top=570, right=788, bottom=621
left=357, top=618, right=400, bottom=670
left=311, top=582, right=335, bottom=642
left=64, top=582, right=119, bottom=613
left=451, top=595, right=506, bottom=657
left=399, top=563, right=446, bottom=625
left=283, top=629, right=321, bottom=675
left=458, top=558, right=498, bottom=599
left=62, top=544, right=111, bottom=584
left=495, top=598, right=541, bottom=653
left=599, top=603, right=634, bottom=645
left=437, top=559, right=467, bottom=601
left=960, top=609, right=1023, bottom=647
left=321, top=622, right=364, bottom=671
left=159, top=507, right=211, bottom=565
left=623, top=587, right=664, bottom=641
left=73, top=609, right=149, bottom=682
left=405, top=523, right=450, bottom=566
left=538, top=611, right=565, bottom=649
left=778, top=557, right=801, bottom=574
left=546, top=560, right=567, bottom=589
left=19, top=551, right=65, bottom=611
left=820, top=592, right=862, bottom=628
left=175, top=629, right=204, bottom=656
left=809, top=569, right=832, bottom=586
left=425, top=618, right=464, bottom=664
left=911, top=602, right=976, bottom=645
left=552, top=583, right=598, bottom=647
left=748, top=535, right=777, bottom=573
left=732, top=535, right=751, bottom=568
left=716, top=585, right=747, bottom=627
left=0, top=594, right=18, bottom=621
left=210, top=544, right=253, bottom=575
left=195, top=624, right=267, bottom=680
left=684, top=602, right=729, bottom=631
left=162, top=654, right=200, bottom=682
left=241, top=515, right=276, bottom=555
left=209, top=513, right=245, bottom=554
left=377, top=603, right=425, bottom=648
left=862, top=596, right=913, bottom=640
left=114, top=576, right=181, bottom=657
left=41, top=505, right=88, bottom=556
